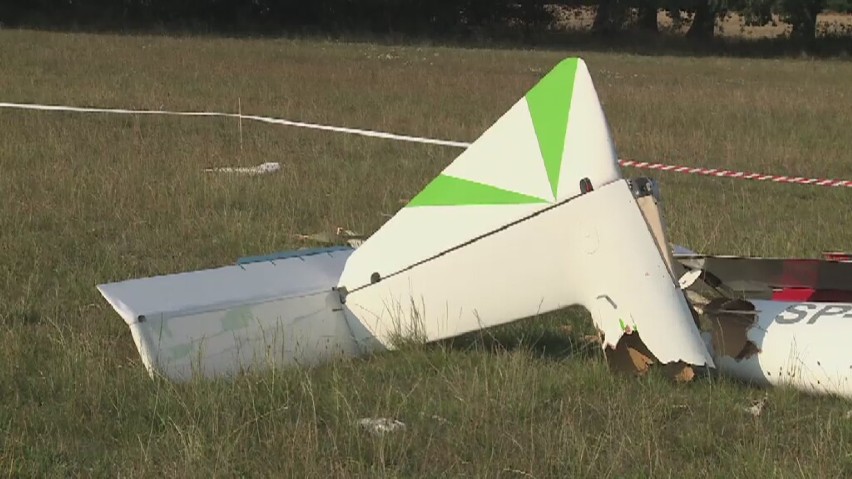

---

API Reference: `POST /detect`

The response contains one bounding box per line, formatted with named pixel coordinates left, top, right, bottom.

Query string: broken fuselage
left=677, top=253, right=852, bottom=399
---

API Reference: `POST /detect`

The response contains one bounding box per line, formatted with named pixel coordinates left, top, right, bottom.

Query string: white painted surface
left=342, top=180, right=714, bottom=367
left=337, top=204, right=545, bottom=291
left=556, top=59, right=621, bottom=200
left=442, top=99, right=552, bottom=201
left=339, top=57, right=621, bottom=305
left=97, top=56, right=714, bottom=381
left=97, top=249, right=360, bottom=381
left=712, top=299, right=852, bottom=398
left=98, top=249, right=353, bottom=325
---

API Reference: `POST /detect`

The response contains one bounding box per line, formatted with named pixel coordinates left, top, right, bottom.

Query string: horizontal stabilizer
left=97, top=248, right=359, bottom=381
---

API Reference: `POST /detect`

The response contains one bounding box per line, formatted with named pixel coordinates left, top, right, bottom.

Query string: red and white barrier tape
left=618, top=160, right=852, bottom=188
left=1, top=101, right=850, bottom=188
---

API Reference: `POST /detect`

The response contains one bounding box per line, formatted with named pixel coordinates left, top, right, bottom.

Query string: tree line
left=1, top=0, right=850, bottom=42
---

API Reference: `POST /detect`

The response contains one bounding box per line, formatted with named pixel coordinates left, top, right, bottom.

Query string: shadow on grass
left=0, top=306, right=42, bottom=327
left=426, top=316, right=604, bottom=364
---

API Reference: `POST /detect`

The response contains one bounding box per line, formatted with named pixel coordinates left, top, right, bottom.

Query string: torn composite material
left=711, top=299, right=852, bottom=398
left=97, top=57, right=713, bottom=382
left=676, top=251, right=852, bottom=399
left=676, top=254, right=852, bottom=301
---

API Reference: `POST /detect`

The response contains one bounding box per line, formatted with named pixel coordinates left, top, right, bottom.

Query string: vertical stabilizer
left=339, top=58, right=714, bottom=370
left=338, top=58, right=621, bottom=290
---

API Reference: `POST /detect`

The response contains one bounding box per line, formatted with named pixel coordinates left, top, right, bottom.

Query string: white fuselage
left=710, top=299, right=852, bottom=399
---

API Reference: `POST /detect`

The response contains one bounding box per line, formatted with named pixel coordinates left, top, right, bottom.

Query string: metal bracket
left=628, top=177, right=661, bottom=202
left=335, top=286, right=349, bottom=304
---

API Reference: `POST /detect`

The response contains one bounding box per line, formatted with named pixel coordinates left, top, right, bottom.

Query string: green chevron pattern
left=525, top=58, right=578, bottom=200
left=405, top=58, right=579, bottom=207
left=407, top=175, right=547, bottom=207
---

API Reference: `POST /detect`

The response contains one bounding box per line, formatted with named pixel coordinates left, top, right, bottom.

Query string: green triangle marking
left=525, top=58, right=579, bottom=200
left=406, top=175, right=548, bottom=207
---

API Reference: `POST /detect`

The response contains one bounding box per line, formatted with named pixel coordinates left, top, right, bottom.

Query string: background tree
left=592, top=0, right=631, bottom=33
left=779, top=0, right=827, bottom=39
left=0, top=0, right=849, bottom=45
left=637, top=0, right=660, bottom=31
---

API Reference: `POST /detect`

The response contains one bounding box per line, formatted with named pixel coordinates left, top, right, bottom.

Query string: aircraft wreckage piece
left=675, top=251, right=852, bottom=399
left=97, top=247, right=360, bottom=380
left=97, top=57, right=713, bottom=381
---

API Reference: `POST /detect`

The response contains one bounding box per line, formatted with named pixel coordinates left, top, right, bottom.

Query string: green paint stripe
left=407, top=175, right=547, bottom=207
left=525, top=58, right=579, bottom=200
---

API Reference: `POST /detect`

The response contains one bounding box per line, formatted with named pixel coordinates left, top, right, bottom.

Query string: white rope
left=0, top=102, right=472, bottom=148
left=3, top=101, right=850, bottom=188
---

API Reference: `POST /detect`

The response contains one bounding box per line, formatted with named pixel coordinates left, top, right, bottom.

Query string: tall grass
left=1, top=28, right=851, bottom=476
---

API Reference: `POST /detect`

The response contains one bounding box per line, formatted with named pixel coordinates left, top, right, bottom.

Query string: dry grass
left=1, top=28, right=852, bottom=477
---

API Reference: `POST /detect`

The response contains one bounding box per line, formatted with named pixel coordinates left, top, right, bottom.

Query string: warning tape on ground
left=618, top=160, right=852, bottom=188
left=1, top=101, right=850, bottom=188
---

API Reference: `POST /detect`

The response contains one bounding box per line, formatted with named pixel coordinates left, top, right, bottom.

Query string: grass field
left=1, top=28, right=852, bottom=477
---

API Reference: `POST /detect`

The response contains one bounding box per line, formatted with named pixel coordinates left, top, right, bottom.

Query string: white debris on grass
left=742, top=394, right=769, bottom=417
left=358, top=417, right=406, bottom=435
left=419, top=412, right=449, bottom=424
left=293, top=227, right=364, bottom=248
left=204, top=162, right=281, bottom=175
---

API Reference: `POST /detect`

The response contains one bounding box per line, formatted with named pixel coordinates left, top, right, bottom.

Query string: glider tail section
left=96, top=56, right=714, bottom=383
left=339, top=58, right=714, bottom=371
